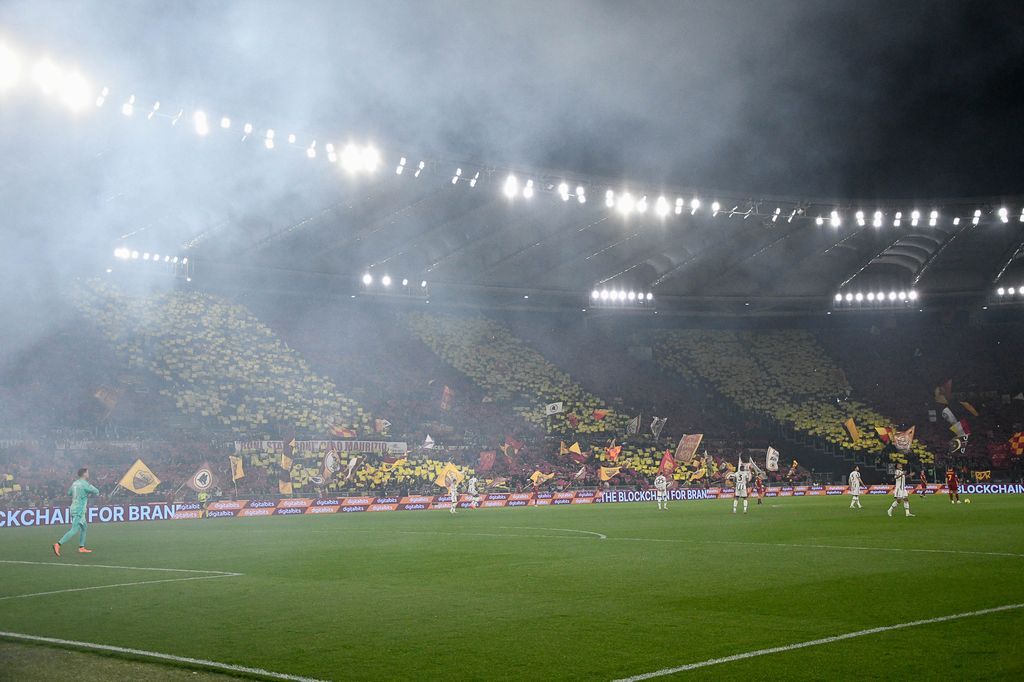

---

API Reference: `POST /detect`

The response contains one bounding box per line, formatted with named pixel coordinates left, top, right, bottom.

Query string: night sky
left=2, top=0, right=1022, bottom=200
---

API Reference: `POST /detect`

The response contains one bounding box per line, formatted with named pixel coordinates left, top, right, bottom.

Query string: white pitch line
left=612, top=602, right=1024, bottom=681
left=311, top=528, right=599, bottom=541
left=0, top=560, right=240, bottom=575
left=0, top=573, right=241, bottom=602
left=0, top=630, right=329, bottom=682
left=604, top=537, right=1024, bottom=559
left=501, top=526, right=608, bottom=539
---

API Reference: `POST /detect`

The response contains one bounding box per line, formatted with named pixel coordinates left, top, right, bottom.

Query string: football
left=964, top=498, right=972, bottom=504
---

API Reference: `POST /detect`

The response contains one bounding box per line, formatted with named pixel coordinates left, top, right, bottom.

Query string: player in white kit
left=446, top=473, right=460, bottom=515
left=467, top=476, right=480, bottom=509
left=887, top=463, right=914, bottom=517
left=848, top=465, right=864, bottom=509
left=727, top=462, right=752, bottom=514
left=653, top=474, right=668, bottom=510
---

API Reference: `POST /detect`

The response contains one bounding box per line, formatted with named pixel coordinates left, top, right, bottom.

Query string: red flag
left=440, top=385, right=454, bottom=411
left=659, top=450, right=676, bottom=475
left=478, top=450, right=497, bottom=472
left=504, top=436, right=524, bottom=453
left=567, top=413, right=579, bottom=429
left=591, top=409, right=608, bottom=421
left=606, top=444, right=622, bottom=462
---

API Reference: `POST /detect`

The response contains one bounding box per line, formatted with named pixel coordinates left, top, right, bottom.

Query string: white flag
left=765, top=446, right=780, bottom=471
left=626, top=415, right=641, bottom=436
left=545, top=401, right=564, bottom=415
left=650, top=417, right=667, bottom=439
left=423, top=434, right=435, bottom=449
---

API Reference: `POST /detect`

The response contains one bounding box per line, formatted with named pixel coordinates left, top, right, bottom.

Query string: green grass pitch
left=2, top=495, right=1023, bottom=681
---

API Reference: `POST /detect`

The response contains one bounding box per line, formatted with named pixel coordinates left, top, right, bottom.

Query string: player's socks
left=78, top=547, right=92, bottom=553
left=887, top=502, right=895, bottom=516
left=52, top=543, right=61, bottom=557
left=732, top=500, right=737, bottom=513
left=742, top=499, right=748, bottom=513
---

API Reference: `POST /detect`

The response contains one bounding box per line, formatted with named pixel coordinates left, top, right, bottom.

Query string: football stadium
left=2, top=2, right=1024, bottom=680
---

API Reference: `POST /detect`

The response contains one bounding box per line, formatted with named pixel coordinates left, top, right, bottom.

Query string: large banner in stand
left=3, top=484, right=1023, bottom=529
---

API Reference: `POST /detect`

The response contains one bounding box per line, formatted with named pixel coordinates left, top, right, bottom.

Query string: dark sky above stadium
left=3, top=0, right=1023, bottom=200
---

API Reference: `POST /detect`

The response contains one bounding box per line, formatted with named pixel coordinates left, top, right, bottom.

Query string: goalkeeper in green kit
left=53, top=468, right=99, bottom=556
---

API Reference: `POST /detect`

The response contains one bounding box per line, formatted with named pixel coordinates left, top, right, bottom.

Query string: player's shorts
left=655, top=490, right=667, bottom=500
left=948, top=483, right=959, bottom=494
left=850, top=487, right=861, bottom=496
left=735, top=490, right=748, bottom=498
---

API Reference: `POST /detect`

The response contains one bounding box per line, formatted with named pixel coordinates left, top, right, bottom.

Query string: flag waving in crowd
left=228, top=455, right=245, bottom=481
left=650, top=416, right=667, bottom=439
left=117, top=459, right=160, bottom=495
left=765, top=446, right=780, bottom=472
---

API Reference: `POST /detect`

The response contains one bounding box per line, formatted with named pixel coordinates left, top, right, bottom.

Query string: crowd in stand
left=655, top=329, right=935, bottom=467
left=73, top=280, right=369, bottom=438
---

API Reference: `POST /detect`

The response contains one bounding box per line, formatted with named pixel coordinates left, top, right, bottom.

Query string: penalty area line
left=611, top=602, right=1024, bottom=681
left=0, top=630, right=329, bottom=682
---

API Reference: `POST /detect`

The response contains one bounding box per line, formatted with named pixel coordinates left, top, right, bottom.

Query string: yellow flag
left=280, top=454, right=293, bottom=471
left=559, top=441, right=570, bottom=456
left=278, top=479, right=293, bottom=495
left=568, top=442, right=582, bottom=455
left=599, top=466, right=621, bottom=481
left=844, top=418, right=860, bottom=441
left=118, top=459, right=161, bottom=494
left=229, top=455, right=245, bottom=481
left=530, top=470, right=555, bottom=486
left=434, top=463, right=464, bottom=488
left=960, top=401, right=979, bottom=417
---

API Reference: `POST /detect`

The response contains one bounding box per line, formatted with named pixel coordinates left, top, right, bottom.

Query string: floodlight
left=193, top=110, right=209, bottom=136
left=855, top=292, right=863, bottom=302
left=523, top=179, right=534, bottom=199
left=0, top=44, right=21, bottom=91
left=844, top=293, right=853, bottom=302
left=504, top=174, right=519, bottom=199
left=220, top=117, right=231, bottom=129
left=381, top=275, right=391, bottom=286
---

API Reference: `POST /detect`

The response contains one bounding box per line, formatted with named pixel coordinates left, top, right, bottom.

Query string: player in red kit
left=917, top=469, right=928, bottom=497
left=754, top=474, right=766, bottom=505
left=945, top=469, right=961, bottom=504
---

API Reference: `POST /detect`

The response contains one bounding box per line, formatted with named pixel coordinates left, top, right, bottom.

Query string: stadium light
left=121, top=94, right=135, bottom=116
left=830, top=210, right=841, bottom=228
left=396, top=157, right=406, bottom=175
left=362, top=273, right=373, bottom=285
left=834, top=293, right=842, bottom=302
left=844, top=293, right=853, bottom=302
left=997, top=287, right=1006, bottom=296
left=131, top=250, right=139, bottom=259
left=59, top=71, right=91, bottom=112
left=381, top=275, right=391, bottom=287
left=815, top=216, right=824, bottom=226
left=617, top=192, right=635, bottom=216
left=953, top=216, right=960, bottom=225
left=636, top=195, right=648, bottom=214
left=523, top=179, right=534, bottom=199
left=193, top=110, right=209, bottom=136
left=243, top=122, right=253, bottom=135
left=873, top=211, right=883, bottom=228
left=600, top=290, right=609, bottom=301
left=911, top=210, right=920, bottom=226
left=674, top=197, right=684, bottom=216
left=591, top=289, right=600, bottom=299
left=627, top=291, right=636, bottom=301
left=712, top=201, right=721, bottom=216
left=558, top=182, right=569, bottom=200
left=1009, top=287, right=1016, bottom=295
left=576, top=186, right=586, bottom=204
left=362, top=145, right=381, bottom=172
left=855, top=210, right=865, bottom=226
left=341, top=143, right=361, bottom=172
left=287, top=133, right=297, bottom=144
left=999, top=207, right=1009, bottom=223
left=470, top=172, right=480, bottom=188
left=401, top=278, right=408, bottom=287
left=898, top=290, right=907, bottom=300
left=414, top=160, right=425, bottom=178
left=929, top=210, right=938, bottom=226
left=420, top=280, right=427, bottom=288
left=773, top=207, right=782, bottom=223
left=867, top=292, right=875, bottom=301
left=32, top=58, right=62, bottom=94
left=655, top=196, right=670, bottom=217
left=453, top=168, right=463, bottom=185
left=181, top=257, right=188, bottom=265
left=646, top=292, right=653, bottom=301
left=894, top=211, right=902, bottom=227
left=690, top=198, right=700, bottom=215
left=306, top=142, right=316, bottom=159
left=504, top=174, right=519, bottom=199
left=172, top=256, right=178, bottom=264
left=973, top=209, right=982, bottom=225
left=220, top=116, right=231, bottom=129
left=605, top=190, right=615, bottom=208
left=888, top=291, right=897, bottom=301
left=0, top=44, right=21, bottom=91
left=1019, top=208, right=1024, bottom=223
left=265, top=128, right=275, bottom=150
left=855, top=292, right=864, bottom=302
left=95, top=86, right=108, bottom=108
